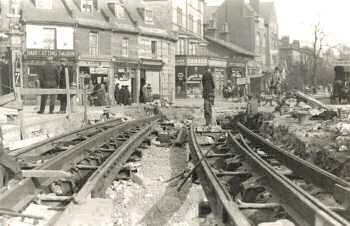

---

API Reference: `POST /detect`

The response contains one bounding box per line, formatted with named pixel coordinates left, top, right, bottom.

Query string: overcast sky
left=206, top=0, right=350, bottom=47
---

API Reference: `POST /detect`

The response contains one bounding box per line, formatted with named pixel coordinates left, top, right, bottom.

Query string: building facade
left=205, top=0, right=279, bottom=92
left=143, top=0, right=208, bottom=98
left=9, top=0, right=176, bottom=104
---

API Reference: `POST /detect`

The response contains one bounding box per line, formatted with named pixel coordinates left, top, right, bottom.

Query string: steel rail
left=227, top=133, right=348, bottom=226
left=238, top=134, right=350, bottom=224
left=188, top=125, right=251, bottom=226
left=0, top=116, right=159, bottom=212
left=52, top=120, right=157, bottom=226
left=236, top=122, right=350, bottom=195
left=10, top=117, right=125, bottom=158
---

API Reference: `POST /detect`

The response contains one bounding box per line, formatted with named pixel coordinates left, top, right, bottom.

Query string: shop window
left=82, top=0, right=94, bottom=13
left=35, top=0, right=52, bottom=9
left=43, top=28, right=56, bottom=49
left=89, top=32, right=99, bottom=56
left=122, top=38, right=128, bottom=57
left=151, top=41, right=157, bottom=58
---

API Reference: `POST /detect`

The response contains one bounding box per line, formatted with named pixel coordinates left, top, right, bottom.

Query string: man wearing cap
left=202, top=67, right=215, bottom=126
left=38, top=56, right=58, bottom=114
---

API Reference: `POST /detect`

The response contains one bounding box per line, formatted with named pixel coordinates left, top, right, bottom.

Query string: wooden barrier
left=0, top=92, right=16, bottom=106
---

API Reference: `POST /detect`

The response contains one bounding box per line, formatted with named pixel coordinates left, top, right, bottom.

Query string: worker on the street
left=246, top=94, right=259, bottom=129
left=38, top=56, right=58, bottom=114
left=202, top=67, right=215, bottom=126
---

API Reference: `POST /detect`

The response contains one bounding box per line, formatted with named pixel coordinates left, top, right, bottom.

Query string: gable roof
left=205, top=35, right=256, bottom=57
left=22, top=0, right=75, bottom=25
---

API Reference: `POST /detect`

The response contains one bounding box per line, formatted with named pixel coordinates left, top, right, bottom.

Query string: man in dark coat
left=38, top=56, right=58, bottom=114
left=57, top=59, right=73, bottom=113
left=202, top=67, right=215, bottom=126
left=114, top=83, right=120, bottom=105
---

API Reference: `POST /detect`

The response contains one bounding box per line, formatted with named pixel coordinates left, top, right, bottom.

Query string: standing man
left=38, top=56, right=58, bottom=114
left=246, top=94, right=259, bottom=129
left=114, top=83, right=120, bottom=105
left=57, top=59, right=73, bottom=113
left=202, top=67, right=215, bottom=126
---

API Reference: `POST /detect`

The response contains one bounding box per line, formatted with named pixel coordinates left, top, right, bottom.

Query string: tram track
left=0, top=116, right=159, bottom=225
left=189, top=123, right=350, bottom=226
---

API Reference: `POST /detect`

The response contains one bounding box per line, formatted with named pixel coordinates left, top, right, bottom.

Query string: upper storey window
left=144, top=9, right=153, bottom=24
left=82, top=0, right=94, bottom=13
left=35, top=0, right=52, bottom=9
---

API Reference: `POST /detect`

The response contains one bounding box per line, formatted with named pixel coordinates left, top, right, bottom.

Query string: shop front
left=139, top=58, right=164, bottom=102
left=78, top=57, right=112, bottom=104
left=175, top=56, right=227, bottom=98
left=23, top=48, right=76, bottom=104
left=113, top=57, right=139, bottom=103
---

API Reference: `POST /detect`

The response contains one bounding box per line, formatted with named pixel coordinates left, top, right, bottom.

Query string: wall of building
left=75, top=27, right=112, bottom=57
left=111, top=32, right=138, bottom=58
left=25, top=24, right=74, bottom=50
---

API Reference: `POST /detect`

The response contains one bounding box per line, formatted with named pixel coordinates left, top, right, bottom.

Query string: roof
left=125, top=0, right=175, bottom=40
left=205, top=35, right=256, bottom=57
left=22, top=0, right=75, bottom=25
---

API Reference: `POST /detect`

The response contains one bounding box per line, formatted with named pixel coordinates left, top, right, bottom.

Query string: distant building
left=279, top=36, right=313, bottom=89
left=205, top=0, right=280, bottom=93
left=143, top=0, right=210, bottom=98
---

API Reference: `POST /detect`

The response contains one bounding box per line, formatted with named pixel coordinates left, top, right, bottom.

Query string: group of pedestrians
left=114, top=83, right=131, bottom=105
left=37, top=56, right=73, bottom=114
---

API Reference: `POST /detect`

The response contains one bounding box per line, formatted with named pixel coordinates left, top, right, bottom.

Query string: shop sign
left=25, top=49, right=76, bottom=58
left=187, top=57, right=207, bottom=66
left=90, top=67, right=109, bottom=74
left=176, top=58, right=186, bottom=66
left=237, top=77, right=250, bottom=85
left=229, top=62, right=245, bottom=67
left=208, top=59, right=227, bottom=68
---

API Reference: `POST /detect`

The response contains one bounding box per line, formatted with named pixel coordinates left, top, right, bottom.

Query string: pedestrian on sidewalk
left=37, top=56, right=58, bottom=114
left=202, top=67, right=215, bottom=126
left=114, top=83, right=120, bottom=105
left=57, top=59, right=73, bottom=113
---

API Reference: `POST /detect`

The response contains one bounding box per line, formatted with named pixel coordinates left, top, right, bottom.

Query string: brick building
left=8, top=0, right=176, bottom=104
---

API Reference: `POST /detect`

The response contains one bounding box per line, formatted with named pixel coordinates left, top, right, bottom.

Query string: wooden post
left=65, top=67, right=71, bottom=119
left=83, top=79, right=88, bottom=124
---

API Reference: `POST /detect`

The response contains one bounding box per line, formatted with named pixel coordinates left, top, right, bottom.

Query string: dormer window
left=108, top=2, right=125, bottom=18
left=82, top=0, right=93, bottom=13
left=145, top=9, right=153, bottom=24
left=35, top=0, right=52, bottom=9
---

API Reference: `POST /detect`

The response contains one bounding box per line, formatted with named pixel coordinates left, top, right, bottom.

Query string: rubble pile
left=260, top=98, right=350, bottom=181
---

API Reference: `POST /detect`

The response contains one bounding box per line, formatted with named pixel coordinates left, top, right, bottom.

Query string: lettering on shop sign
left=176, top=58, right=186, bottom=65
left=25, top=49, right=75, bottom=58
left=236, top=77, right=250, bottom=85
left=187, top=58, right=207, bottom=66
left=177, top=73, right=184, bottom=81
left=90, top=67, right=109, bottom=74
left=208, top=59, right=227, bottom=68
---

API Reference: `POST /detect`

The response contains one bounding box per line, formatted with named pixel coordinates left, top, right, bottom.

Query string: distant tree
left=311, top=20, right=327, bottom=85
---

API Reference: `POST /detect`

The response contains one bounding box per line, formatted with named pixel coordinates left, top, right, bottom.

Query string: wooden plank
left=238, top=202, right=281, bottom=209
left=295, top=91, right=330, bottom=110
left=20, top=88, right=91, bottom=95
left=22, top=170, right=73, bottom=178
left=0, top=92, right=16, bottom=106
left=37, top=194, right=73, bottom=202
left=0, top=209, right=44, bottom=220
